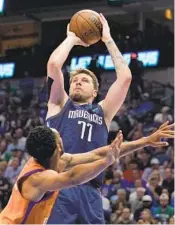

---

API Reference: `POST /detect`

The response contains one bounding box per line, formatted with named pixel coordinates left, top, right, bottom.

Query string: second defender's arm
left=120, top=121, right=174, bottom=158
left=62, top=122, right=174, bottom=167
left=119, top=137, right=149, bottom=158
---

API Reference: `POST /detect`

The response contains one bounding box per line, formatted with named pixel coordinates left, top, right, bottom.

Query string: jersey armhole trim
left=46, top=98, right=71, bottom=122
left=16, top=169, right=44, bottom=201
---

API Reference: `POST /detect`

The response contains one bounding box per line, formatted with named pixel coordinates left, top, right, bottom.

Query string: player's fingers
left=162, top=130, right=174, bottom=135
left=163, top=123, right=175, bottom=131
left=110, top=138, right=117, bottom=149
left=113, top=132, right=123, bottom=152
left=116, top=133, right=123, bottom=156
left=99, top=14, right=104, bottom=24
left=158, top=133, right=174, bottom=138
left=117, top=133, right=123, bottom=149
left=160, top=121, right=169, bottom=129
left=77, top=39, right=89, bottom=47
left=153, top=142, right=169, bottom=147
left=110, top=130, right=121, bottom=149
left=100, top=13, right=107, bottom=23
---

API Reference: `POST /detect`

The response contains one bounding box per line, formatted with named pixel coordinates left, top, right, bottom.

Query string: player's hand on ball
left=110, top=130, right=123, bottom=159
left=67, top=24, right=89, bottom=47
left=146, top=121, right=174, bottom=147
left=99, top=13, right=112, bottom=43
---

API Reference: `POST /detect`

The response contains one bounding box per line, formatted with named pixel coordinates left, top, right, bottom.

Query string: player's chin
left=70, top=93, right=86, bottom=102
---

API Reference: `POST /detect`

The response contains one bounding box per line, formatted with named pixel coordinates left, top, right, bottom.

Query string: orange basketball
left=69, top=10, right=102, bottom=45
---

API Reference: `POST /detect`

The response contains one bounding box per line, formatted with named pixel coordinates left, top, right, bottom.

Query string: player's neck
left=74, top=101, right=92, bottom=105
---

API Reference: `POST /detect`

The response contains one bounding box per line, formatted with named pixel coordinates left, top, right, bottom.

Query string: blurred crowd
left=0, top=69, right=174, bottom=224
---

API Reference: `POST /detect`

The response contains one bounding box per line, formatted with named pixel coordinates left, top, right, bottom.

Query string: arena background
left=0, top=0, right=174, bottom=224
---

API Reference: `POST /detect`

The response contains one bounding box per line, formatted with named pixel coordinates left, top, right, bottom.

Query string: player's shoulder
left=27, top=170, right=58, bottom=187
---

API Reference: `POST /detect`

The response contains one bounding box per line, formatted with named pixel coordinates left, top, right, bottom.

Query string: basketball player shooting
left=46, top=13, right=174, bottom=224
left=0, top=126, right=124, bottom=224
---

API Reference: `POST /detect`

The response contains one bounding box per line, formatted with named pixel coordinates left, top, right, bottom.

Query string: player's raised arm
left=99, top=14, right=132, bottom=125
left=47, top=25, right=88, bottom=107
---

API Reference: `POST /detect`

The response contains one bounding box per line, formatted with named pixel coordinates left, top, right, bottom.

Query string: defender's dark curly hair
left=26, top=126, right=57, bottom=168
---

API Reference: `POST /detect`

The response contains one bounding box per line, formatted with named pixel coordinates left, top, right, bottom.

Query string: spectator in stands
left=102, top=195, right=111, bottom=223
left=0, top=166, right=12, bottom=210
left=134, top=195, right=153, bottom=221
left=0, top=112, right=6, bottom=129
left=153, top=193, right=174, bottom=224
left=137, top=209, right=155, bottom=224
left=116, top=207, right=134, bottom=224
left=154, top=106, right=173, bottom=124
left=142, top=112, right=156, bottom=136
left=110, top=201, right=127, bottom=223
left=107, top=170, right=130, bottom=198
left=146, top=173, right=162, bottom=205
left=123, top=159, right=139, bottom=183
left=130, top=168, right=143, bottom=184
left=115, top=105, right=132, bottom=139
left=162, top=168, right=174, bottom=195
left=3, top=157, right=22, bottom=185
left=121, top=155, right=133, bottom=171
left=151, top=170, right=163, bottom=185
left=129, top=53, right=144, bottom=99
left=127, top=123, right=143, bottom=141
left=166, top=144, right=174, bottom=169
left=129, top=187, right=146, bottom=213
left=15, top=128, right=26, bottom=147
left=132, top=178, right=146, bottom=191
left=153, top=146, right=170, bottom=165
left=142, top=158, right=164, bottom=182
left=24, top=111, right=44, bottom=131
left=136, top=149, right=151, bottom=170
left=108, top=118, right=119, bottom=143
left=110, top=188, right=128, bottom=212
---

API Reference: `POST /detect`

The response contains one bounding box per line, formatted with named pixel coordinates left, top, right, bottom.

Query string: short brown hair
left=70, top=69, right=99, bottom=91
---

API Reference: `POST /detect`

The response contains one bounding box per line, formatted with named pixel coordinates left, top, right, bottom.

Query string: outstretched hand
left=109, top=130, right=123, bottom=160
left=146, top=121, right=174, bottom=147
left=67, top=24, right=89, bottom=47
